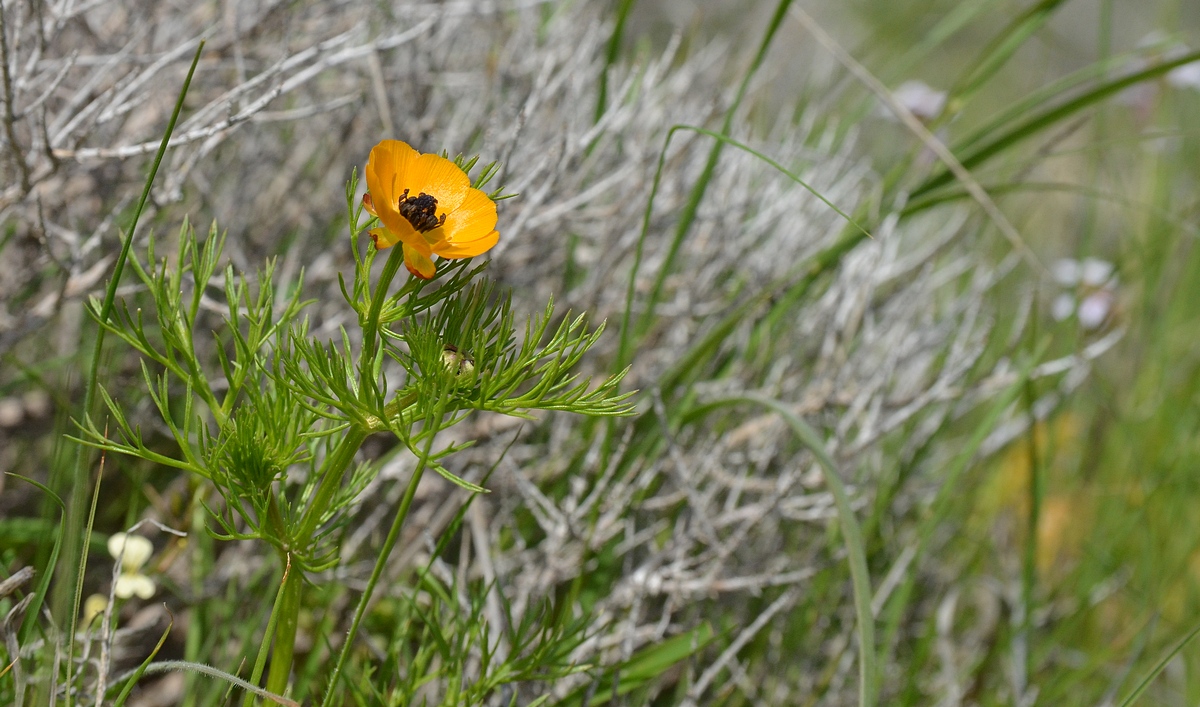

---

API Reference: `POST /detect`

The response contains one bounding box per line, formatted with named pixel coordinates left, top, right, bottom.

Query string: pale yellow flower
left=82, top=594, right=108, bottom=626
left=107, top=532, right=156, bottom=600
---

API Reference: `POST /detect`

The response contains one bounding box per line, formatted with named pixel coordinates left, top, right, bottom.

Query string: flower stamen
left=397, top=189, right=446, bottom=233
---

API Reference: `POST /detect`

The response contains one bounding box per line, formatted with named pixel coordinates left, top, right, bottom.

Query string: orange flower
left=362, top=140, right=499, bottom=279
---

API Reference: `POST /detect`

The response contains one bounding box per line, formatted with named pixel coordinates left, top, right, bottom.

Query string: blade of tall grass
left=615, top=124, right=871, bottom=374
left=595, top=0, right=638, bottom=125
left=57, top=39, right=205, bottom=694
left=631, top=0, right=794, bottom=351
left=876, top=348, right=1043, bottom=691
left=837, top=0, right=1001, bottom=131
left=110, top=614, right=174, bottom=707
left=109, top=661, right=299, bottom=707
left=686, top=393, right=877, bottom=707
left=913, top=48, right=1200, bottom=199
left=64, top=444, right=105, bottom=699
left=948, top=51, right=1137, bottom=172
left=559, top=623, right=715, bottom=707
left=9, top=473, right=64, bottom=645
left=1117, top=621, right=1200, bottom=707
left=241, top=554, right=293, bottom=707
left=791, top=6, right=1045, bottom=274
left=904, top=180, right=1200, bottom=238
left=1077, top=0, right=1116, bottom=272
left=947, top=0, right=1071, bottom=106
left=887, top=0, right=997, bottom=81
left=1015, top=358, right=1046, bottom=698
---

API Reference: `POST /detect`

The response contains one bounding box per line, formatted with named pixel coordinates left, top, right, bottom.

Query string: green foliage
left=51, top=154, right=634, bottom=702
left=351, top=574, right=591, bottom=706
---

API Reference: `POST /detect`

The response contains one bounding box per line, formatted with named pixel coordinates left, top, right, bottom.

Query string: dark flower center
left=397, top=189, right=446, bottom=233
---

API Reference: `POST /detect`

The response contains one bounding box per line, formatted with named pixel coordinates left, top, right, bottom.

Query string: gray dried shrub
left=1, top=0, right=1078, bottom=703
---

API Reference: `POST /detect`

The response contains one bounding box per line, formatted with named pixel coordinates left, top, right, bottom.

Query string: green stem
left=183, top=485, right=210, bottom=707
left=701, top=394, right=876, bottom=707
left=358, top=244, right=407, bottom=405
left=253, top=497, right=302, bottom=703
left=319, top=402, right=445, bottom=707
left=259, top=243, right=411, bottom=698
left=295, top=427, right=369, bottom=547
left=295, top=244, right=412, bottom=554
left=263, top=558, right=303, bottom=699
left=53, top=41, right=204, bottom=655
left=291, top=390, right=420, bottom=549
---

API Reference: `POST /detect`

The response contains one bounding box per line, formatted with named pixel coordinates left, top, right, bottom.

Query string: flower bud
left=441, top=344, right=475, bottom=379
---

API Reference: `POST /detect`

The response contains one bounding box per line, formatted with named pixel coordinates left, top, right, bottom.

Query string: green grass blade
left=914, top=48, right=1200, bottom=198
left=112, top=614, right=174, bottom=707
left=242, top=554, right=294, bottom=707
left=615, top=122, right=870, bottom=374
left=9, top=473, right=65, bottom=644
left=58, top=38, right=205, bottom=691
left=1117, top=621, right=1200, bottom=707
left=888, top=0, right=997, bottom=80
left=949, top=51, right=1131, bottom=159
left=693, top=394, right=876, bottom=707
left=594, top=0, right=637, bottom=125
left=948, top=0, right=1070, bottom=104
left=620, top=0, right=793, bottom=370
left=560, top=623, right=715, bottom=706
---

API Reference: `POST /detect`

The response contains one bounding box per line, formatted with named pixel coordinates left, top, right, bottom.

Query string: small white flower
left=1168, top=61, right=1200, bottom=90
left=107, top=532, right=156, bottom=599
left=114, top=573, right=156, bottom=600
left=1052, top=259, right=1081, bottom=286
left=1049, top=257, right=1118, bottom=330
left=1078, top=291, right=1115, bottom=330
left=1080, top=258, right=1115, bottom=288
left=1051, top=293, right=1076, bottom=322
left=892, top=80, right=947, bottom=121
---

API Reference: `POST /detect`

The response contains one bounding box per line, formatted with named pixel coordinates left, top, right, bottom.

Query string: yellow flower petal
left=411, top=153, right=470, bottom=212
left=438, top=188, right=497, bottom=253
left=403, top=243, right=437, bottom=279
left=435, top=229, right=500, bottom=259
left=366, top=140, right=419, bottom=209
left=367, top=143, right=421, bottom=243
